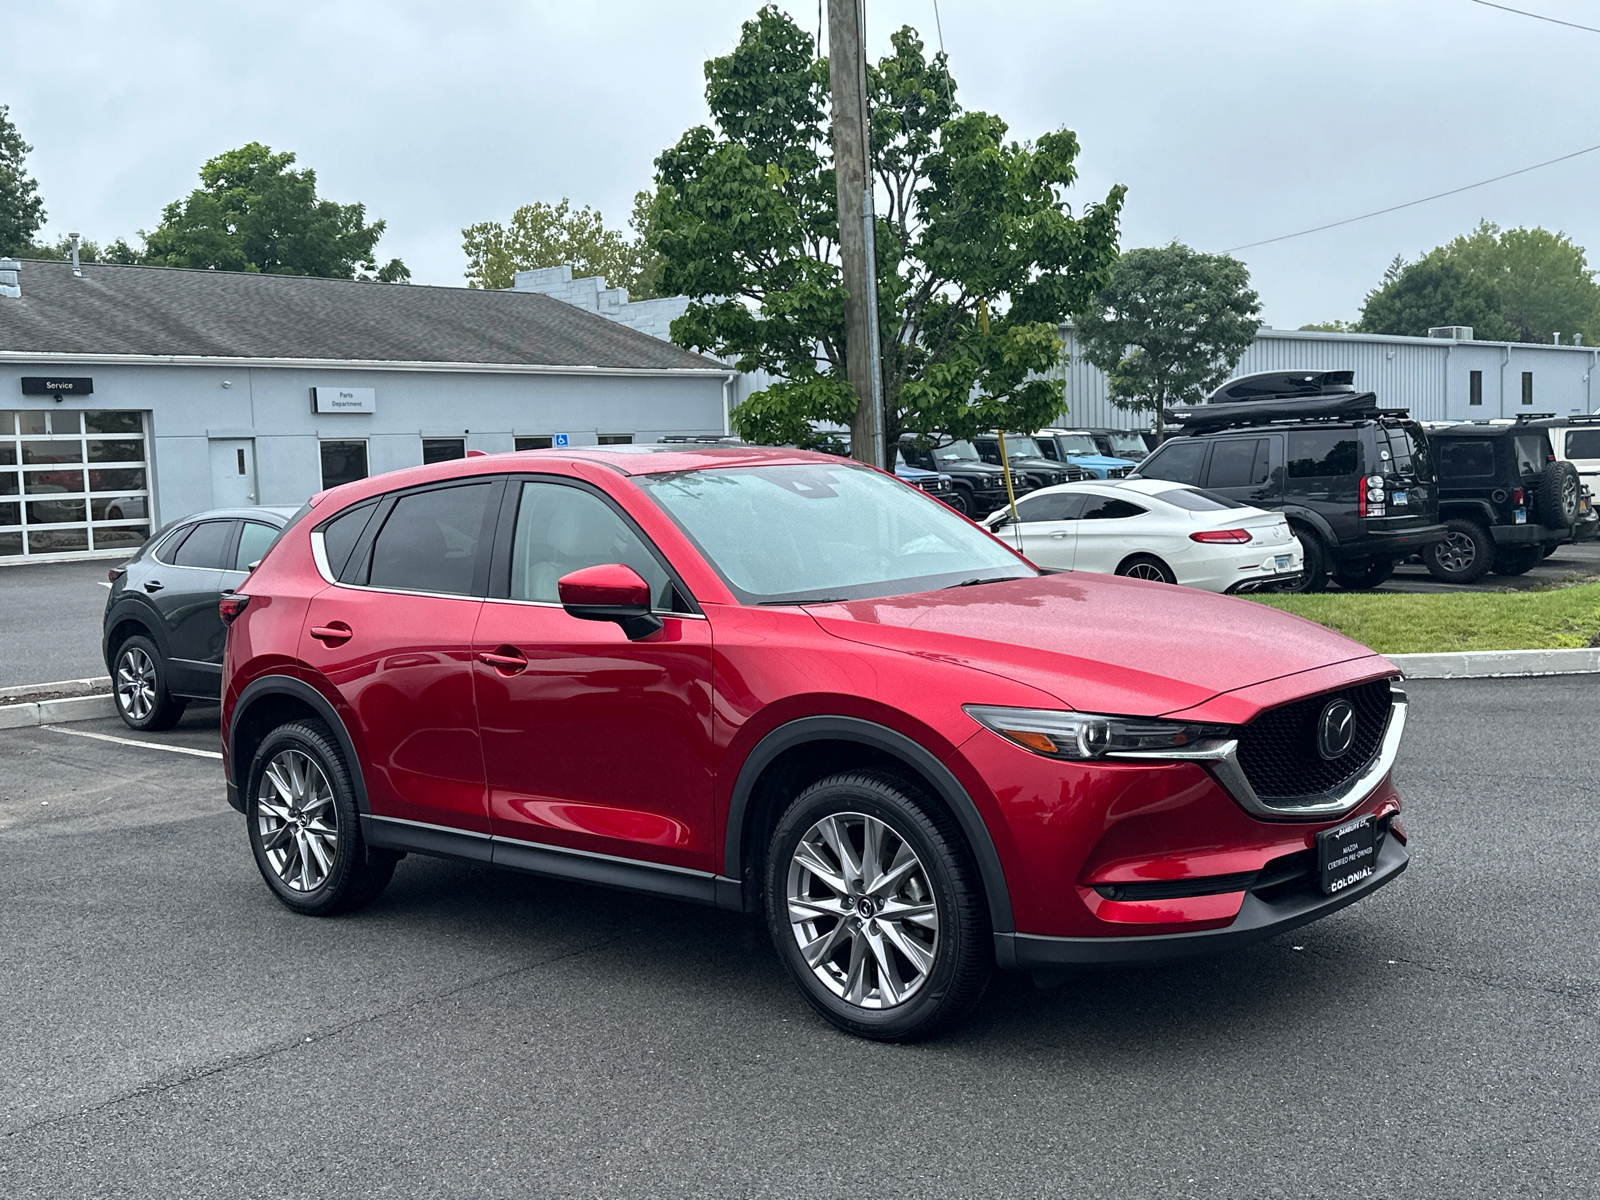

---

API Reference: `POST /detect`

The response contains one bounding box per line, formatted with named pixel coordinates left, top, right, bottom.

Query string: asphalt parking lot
left=1, top=678, right=1595, bottom=1199
left=1382, top=537, right=1600, bottom=594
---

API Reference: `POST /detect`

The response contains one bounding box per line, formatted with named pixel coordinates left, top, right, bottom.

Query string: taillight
left=218, top=594, right=251, bottom=625
left=1190, top=529, right=1252, bottom=543
left=1512, top=488, right=1524, bottom=505
left=107, top=567, right=126, bottom=582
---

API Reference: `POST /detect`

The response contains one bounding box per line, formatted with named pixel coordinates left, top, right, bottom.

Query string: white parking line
left=97, top=580, right=111, bottom=588
left=41, top=724, right=223, bottom=759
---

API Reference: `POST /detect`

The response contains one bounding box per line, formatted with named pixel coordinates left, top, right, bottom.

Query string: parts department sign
left=311, top=387, right=376, bottom=414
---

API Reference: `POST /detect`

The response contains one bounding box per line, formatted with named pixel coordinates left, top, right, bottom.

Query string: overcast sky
left=9, top=0, right=1600, bottom=328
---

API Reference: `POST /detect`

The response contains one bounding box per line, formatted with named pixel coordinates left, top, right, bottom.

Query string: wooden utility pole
left=827, top=0, right=886, bottom=468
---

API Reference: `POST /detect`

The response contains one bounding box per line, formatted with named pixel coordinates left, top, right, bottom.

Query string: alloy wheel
left=1124, top=561, right=1166, bottom=581
left=255, top=749, right=339, bottom=892
left=1435, top=531, right=1476, bottom=573
left=786, top=812, right=939, bottom=1009
left=115, top=646, right=156, bottom=722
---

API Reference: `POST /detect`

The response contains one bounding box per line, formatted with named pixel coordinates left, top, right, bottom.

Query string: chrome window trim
left=480, top=594, right=707, bottom=620
left=1110, top=689, right=1408, bottom=821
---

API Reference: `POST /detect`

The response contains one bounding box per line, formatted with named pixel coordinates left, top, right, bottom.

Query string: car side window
left=1013, top=492, right=1084, bottom=522
left=1205, top=438, right=1269, bottom=488
left=154, top=524, right=194, bottom=565
left=1138, top=440, right=1206, bottom=485
left=1079, top=498, right=1147, bottom=520
left=233, top=521, right=279, bottom=572
left=319, top=499, right=379, bottom=581
left=1287, top=431, right=1361, bottom=481
left=365, top=482, right=495, bottom=596
left=509, top=481, right=674, bottom=609
left=1567, top=429, right=1600, bottom=460
left=171, top=520, right=236, bottom=569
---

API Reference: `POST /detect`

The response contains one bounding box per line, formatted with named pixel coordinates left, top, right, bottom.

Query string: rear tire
left=246, top=720, right=396, bottom=916
left=1332, top=556, right=1395, bottom=590
left=1492, top=545, right=1542, bottom=576
left=1424, top=518, right=1494, bottom=584
left=112, top=634, right=187, bottom=731
left=765, top=771, right=992, bottom=1042
left=1115, top=554, right=1176, bottom=584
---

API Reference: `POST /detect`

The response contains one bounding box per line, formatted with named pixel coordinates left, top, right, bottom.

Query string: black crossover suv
left=1136, top=370, right=1445, bottom=592
left=103, top=506, right=298, bottom=729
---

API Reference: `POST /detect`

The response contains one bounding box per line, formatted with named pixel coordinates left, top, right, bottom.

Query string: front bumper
left=996, top=833, right=1408, bottom=970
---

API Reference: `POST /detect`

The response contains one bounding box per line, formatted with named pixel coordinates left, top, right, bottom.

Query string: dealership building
left=0, top=257, right=734, bottom=562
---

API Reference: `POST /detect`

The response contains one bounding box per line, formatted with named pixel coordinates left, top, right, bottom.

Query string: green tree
left=1299, top=319, right=1356, bottom=333
left=647, top=6, right=1124, bottom=462
left=142, top=142, right=408, bottom=281
left=461, top=194, right=662, bottom=296
left=0, top=104, right=46, bottom=256
left=1074, top=242, right=1262, bottom=435
left=22, top=234, right=141, bottom=265
left=1360, top=221, right=1600, bottom=343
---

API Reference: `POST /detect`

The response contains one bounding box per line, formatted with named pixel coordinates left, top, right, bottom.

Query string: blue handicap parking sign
left=553, top=433, right=569, bottom=447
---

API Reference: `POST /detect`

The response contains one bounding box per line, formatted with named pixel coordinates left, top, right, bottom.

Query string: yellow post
left=979, top=298, right=1022, bottom=527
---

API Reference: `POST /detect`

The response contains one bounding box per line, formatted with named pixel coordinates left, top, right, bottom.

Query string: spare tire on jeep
left=1537, top=461, right=1581, bottom=529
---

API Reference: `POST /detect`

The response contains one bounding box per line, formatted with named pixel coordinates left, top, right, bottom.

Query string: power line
left=1223, top=141, right=1600, bottom=252
left=1467, top=0, right=1600, bottom=35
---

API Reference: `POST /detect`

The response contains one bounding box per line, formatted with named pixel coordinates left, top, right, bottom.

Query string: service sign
left=312, top=387, right=376, bottom=414
left=21, top=376, right=93, bottom=396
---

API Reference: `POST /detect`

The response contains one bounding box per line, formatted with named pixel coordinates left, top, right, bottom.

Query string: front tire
left=947, top=485, right=973, bottom=517
left=113, top=634, right=187, bottom=731
left=247, top=720, right=396, bottom=916
left=765, top=771, right=992, bottom=1042
left=1425, top=518, right=1494, bottom=584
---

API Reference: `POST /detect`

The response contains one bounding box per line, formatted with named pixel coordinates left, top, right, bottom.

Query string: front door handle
left=477, top=647, right=529, bottom=675
left=143, top=579, right=163, bottom=592
left=1049, top=531, right=1070, bottom=539
left=309, top=622, right=353, bottom=646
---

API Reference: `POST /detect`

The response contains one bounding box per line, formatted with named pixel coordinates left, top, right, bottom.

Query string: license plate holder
left=1392, top=490, right=1408, bottom=505
left=1274, top=554, right=1291, bottom=570
left=1317, top=814, right=1378, bottom=895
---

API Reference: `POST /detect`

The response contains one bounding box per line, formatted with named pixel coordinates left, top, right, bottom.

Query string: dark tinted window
left=1013, top=492, right=1083, bottom=522
left=1469, top=371, right=1483, bottom=406
left=1206, top=438, right=1268, bottom=488
left=1566, top=429, right=1600, bottom=459
left=154, top=524, right=192, bottom=565
left=1161, top=488, right=1244, bottom=511
left=515, top=436, right=553, bottom=451
left=171, top=520, right=235, bottom=569
left=1079, top=498, right=1147, bottom=520
left=510, top=481, right=673, bottom=607
left=1513, top=434, right=1547, bottom=476
left=320, top=500, right=378, bottom=580
left=1438, top=441, right=1496, bottom=480
left=367, top=483, right=493, bottom=596
left=1382, top=422, right=1433, bottom=481
left=320, top=441, right=368, bottom=489
left=422, top=438, right=465, bottom=464
left=1287, top=430, right=1361, bottom=480
left=1138, top=440, right=1206, bottom=485
left=234, top=522, right=279, bottom=572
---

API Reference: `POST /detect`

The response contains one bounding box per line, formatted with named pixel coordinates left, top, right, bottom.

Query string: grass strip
left=1249, top=581, right=1600, bottom=654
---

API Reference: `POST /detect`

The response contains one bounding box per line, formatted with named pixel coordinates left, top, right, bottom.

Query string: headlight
left=964, top=705, right=1231, bottom=760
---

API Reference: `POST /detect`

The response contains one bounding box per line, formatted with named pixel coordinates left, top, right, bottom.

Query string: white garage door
left=0, top=409, right=152, bottom=560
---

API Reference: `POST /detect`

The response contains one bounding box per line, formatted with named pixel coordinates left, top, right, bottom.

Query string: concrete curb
left=0, top=694, right=118, bottom=729
left=0, top=676, right=111, bottom=700
left=1390, top=648, right=1600, bottom=679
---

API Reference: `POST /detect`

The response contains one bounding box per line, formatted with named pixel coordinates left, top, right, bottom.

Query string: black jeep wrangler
left=1135, top=370, right=1445, bottom=592
left=1420, top=418, right=1585, bottom=583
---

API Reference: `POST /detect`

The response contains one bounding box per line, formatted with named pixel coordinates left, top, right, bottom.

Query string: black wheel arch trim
left=1437, top=501, right=1498, bottom=528
left=227, top=675, right=370, bottom=817
left=102, top=598, right=170, bottom=674
left=1281, top=506, right=1338, bottom=549
left=723, top=715, right=1016, bottom=943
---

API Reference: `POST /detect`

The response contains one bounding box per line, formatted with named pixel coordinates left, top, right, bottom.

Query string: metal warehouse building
left=0, top=257, right=734, bottom=563
left=1056, top=325, right=1600, bottom=429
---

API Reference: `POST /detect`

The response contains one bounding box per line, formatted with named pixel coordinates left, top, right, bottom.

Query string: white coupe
left=981, top=477, right=1304, bottom=593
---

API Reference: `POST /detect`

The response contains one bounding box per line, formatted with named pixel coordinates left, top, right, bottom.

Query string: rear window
left=1382, top=422, right=1434, bottom=481
left=1513, top=434, right=1549, bottom=476
left=1138, top=440, right=1206, bottom=485
left=1287, top=430, right=1362, bottom=480
left=1566, top=429, right=1600, bottom=460
left=1160, top=488, right=1244, bottom=511
left=1438, top=441, right=1496, bottom=480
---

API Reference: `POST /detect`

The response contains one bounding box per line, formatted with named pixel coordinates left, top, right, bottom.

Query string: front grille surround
left=1235, top=679, right=1393, bottom=803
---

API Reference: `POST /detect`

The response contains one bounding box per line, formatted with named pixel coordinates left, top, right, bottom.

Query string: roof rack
left=1167, top=391, right=1404, bottom=433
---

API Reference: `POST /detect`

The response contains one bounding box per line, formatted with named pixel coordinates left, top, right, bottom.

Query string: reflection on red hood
left=805, top=573, right=1385, bottom=717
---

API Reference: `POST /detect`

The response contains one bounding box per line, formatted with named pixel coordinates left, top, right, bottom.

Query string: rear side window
left=1566, top=429, right=1600, bottom=460
left=508, top=481, right=674, bottom=608
left=1013, top=492, right=1084, bottom=522
left=1205, top=438, right=1269, bottom=488
left=1079, top=498, right=1147, bottom=520
left=171, top=520, right=236, bottom=569
left=1138, top=440, right=1206, bottom=485
left=1438, top=441, right=1496, bottom=480
left=233, top=522, right=279, bottom=572
left=1288, top=431, right=1361, bottom=480
left=366, top=483, right=495, bottom=596
left=1161, top=488, right=1244, bottom=511
left=1382, top=422, right=1434, bottom=481
left=319, top=500, right=378, bottom=580
left=1513, top=434, right=1548, bottom=476
left=154, top=524, right=193, bottom=565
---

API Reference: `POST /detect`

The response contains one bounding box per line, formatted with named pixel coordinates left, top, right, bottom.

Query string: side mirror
left=557, top=563, right=662, bottom=640
left=988, top=513, right=1010, bottom=529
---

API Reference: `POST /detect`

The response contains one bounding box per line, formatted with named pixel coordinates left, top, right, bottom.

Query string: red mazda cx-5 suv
left=221, top=445, right=1409, bottom=1040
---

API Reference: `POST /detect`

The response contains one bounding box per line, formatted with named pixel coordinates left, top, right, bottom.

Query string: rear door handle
left=477, top=648, right=529, bottom=674
left=310, top=622, right=353, bottom=646
left=143, top=580, right=163, bottom=592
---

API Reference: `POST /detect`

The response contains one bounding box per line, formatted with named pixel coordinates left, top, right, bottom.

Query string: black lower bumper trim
left=996, top=836, right=1408, bottom=970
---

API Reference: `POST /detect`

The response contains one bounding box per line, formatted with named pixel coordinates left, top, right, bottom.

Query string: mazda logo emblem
left=1317, top=699, right=1356, bottom=760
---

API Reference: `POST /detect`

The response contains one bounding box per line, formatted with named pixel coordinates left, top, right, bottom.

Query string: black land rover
left=1136, top=370, right=1445, bottom=592
left=1420, top=418, right=1586, bottom=583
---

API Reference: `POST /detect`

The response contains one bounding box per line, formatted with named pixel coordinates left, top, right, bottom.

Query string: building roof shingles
left=0, top=258, right=722, bottom=371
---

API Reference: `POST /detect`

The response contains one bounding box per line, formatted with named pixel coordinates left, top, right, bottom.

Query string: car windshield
left=637, top=461, right=1034, bottom=604
left=931, top=440, right=982, bottom=463
left=1002, top=437, right=1044, bottom=458
left=1103, top=433, right=1147, bottom=459
left=1053, top=434, right=1100, bottom=456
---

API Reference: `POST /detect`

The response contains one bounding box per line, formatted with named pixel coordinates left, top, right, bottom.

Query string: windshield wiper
left=758, top=596, right=851, bottom=606
left=946, top=576, right=1020, bottom=589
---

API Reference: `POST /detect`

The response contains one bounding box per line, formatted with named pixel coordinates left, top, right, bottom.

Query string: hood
left=943, top=460, right=1009, bottom=477
left=805, top=573, right=1383, bottom=717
